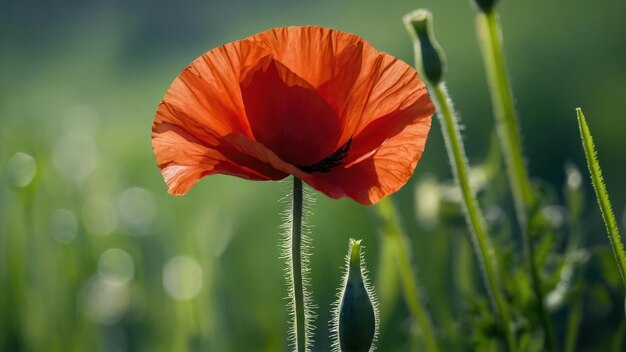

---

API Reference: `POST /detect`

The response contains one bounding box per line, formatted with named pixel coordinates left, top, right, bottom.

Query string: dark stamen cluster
left=300, top=138, right=352, bottom=173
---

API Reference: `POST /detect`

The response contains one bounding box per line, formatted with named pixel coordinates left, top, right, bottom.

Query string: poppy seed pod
left=472, top=0, right=499, bottom=13
left=404, top=10, right=446, bottom=86
left=331, top=239, right=379, bottom=352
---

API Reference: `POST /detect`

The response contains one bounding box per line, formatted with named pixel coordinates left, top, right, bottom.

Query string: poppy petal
left=221, top=133, right=310, bottom=180
left=153, top=122, right=288, bottom=195
left=334, top=48, right=434, bottom=156
left=251, top=27, right=366, bottom=150
left=302, top=118, right=432, bottom=205
left=153, top=26, right=434, bottom=201
left=251, top=27, right=433, bottom=157
left=251, top=26, right=363, bottom=89
left=156, top=40, right=272, bottom=143
left=343, top=90, right=433, bottom=166
left=153, top=39, right=293, bottom=193
left=240, top=58, right=342, bottom=166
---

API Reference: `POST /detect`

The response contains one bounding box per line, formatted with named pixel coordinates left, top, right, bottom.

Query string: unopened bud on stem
left=404, top=9, right=446, bottom=86
left=331, top=239, right=379, bottom=352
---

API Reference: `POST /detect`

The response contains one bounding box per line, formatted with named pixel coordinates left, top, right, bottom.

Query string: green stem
left=476, top=11, right=555, bottom=349
left=564, top=270, right=585, bottom=352
left=476, top=11, right=535, bottom=217
left=564, top=164, right=585, bottom=352
left=376, top=198, right=439, bottom=352
left=431, top=83, right=515, bottom=351
left=291, top=177, right=306, bottom=352
left=577, top=109, right=626, bottom=291
left=524, top=219, right=555, bottom=349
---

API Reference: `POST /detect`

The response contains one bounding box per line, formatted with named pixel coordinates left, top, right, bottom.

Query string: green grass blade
left=577, top=108, right=626, bottom=293
left=375, top=198, right=439, bottom=352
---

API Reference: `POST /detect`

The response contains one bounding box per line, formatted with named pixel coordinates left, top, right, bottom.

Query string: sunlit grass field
left=2, top=0, right=626, bottom=351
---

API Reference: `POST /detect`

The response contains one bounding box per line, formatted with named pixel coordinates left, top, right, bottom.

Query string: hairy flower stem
left=376, top=198, right=439, bottom=352
left=290, top=177, right=306, bottom=352
left=476, top=11, right=535, bottom=218
left=431, top=83, right=515, bottom=352
left=476, top=10, right=555, bottom=349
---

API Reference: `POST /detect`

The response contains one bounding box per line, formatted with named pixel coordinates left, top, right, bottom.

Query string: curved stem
left=291, top=177, right=306, bottom=352
left=431, top=83, right=516, bottom=351
left=476, top=11, right=555, bottom=349
left=376, top=198, right=439, bottom=352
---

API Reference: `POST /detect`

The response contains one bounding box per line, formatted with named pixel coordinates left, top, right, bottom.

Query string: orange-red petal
left=250, top=27, right=433, bottom=156
left=153, top=26, right=434, bottom=203
left=153, top=119, right=288, bottom=195
left=240, top=58, right=342, bottom=166
left=301, top=116, right=432, bottom=205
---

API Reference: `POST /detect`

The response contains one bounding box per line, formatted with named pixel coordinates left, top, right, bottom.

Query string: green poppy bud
left=404, top=9, right=446, bottom=86
left=471, top=0, right=499, bottom=13
left=331, top=239, right=379, bottom=352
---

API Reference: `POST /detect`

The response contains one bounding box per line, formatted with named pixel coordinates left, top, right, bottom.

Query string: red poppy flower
left=152, top=26, right=434, bottom=205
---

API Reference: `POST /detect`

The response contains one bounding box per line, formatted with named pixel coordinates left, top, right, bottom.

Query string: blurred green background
left=1, top=0, right=625, bottom=351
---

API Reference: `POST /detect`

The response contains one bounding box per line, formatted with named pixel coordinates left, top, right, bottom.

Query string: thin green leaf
left=577, top=108, right=626, bottom=293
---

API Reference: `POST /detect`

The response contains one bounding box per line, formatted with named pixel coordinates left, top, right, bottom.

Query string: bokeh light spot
left=63, top=104, right=100, bottom=138
left=566, top=165, right=582, bottom=189
left=81, top=276, right=131, bottom=325
left=98, top=248, right=135, bottom=286
left=542, top=205, right=566, bottom=230
left=50, top=209, right=78, bottom=244
left=53, top=133, right=98, bottom=184
left=414, top=176, right=441, bottom=229
left=116, top=187, right=156, bottom=236
left=82, top=197, right=118, bottom=236
left=163, top=256, right=203, bottom=301
left=6, top=152, right=37, bottom=187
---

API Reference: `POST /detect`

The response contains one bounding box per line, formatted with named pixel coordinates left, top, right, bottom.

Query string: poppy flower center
left=299, top=137, right=352, bottom=173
